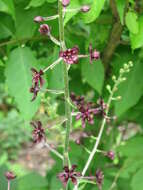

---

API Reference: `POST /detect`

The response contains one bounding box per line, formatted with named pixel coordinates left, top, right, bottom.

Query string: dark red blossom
left=30, top=85, right=40, bottom=101
left=62, top=0, right=70, bottom=7
left=81, top=5, right=90, bottom=12
left=89, top=44, right=100, bottom=64
left=34, top=16, right=44, bottom=23
left=30, top=68, right=44, bottom=101
left=39, top=24, right=50, bottom=35
left=71, top=94, right=106, bottom=128
left=57, top=165, right=81, bottom=187
left=5, top=171, right=16, bottom=180
left=70, top=92, right=84, bottom=106
left=105, top=151, right=115, bottom=160
left=95, top=169, right=104, bottom=190
left=30, top=121, right=45, bottom=143
left=31, top=68, right=44, bottom=87
left=59, top=46, right=79, bottom=64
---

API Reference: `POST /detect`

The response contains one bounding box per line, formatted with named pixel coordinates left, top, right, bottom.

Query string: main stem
left=58, top=0, right=71, bottom=166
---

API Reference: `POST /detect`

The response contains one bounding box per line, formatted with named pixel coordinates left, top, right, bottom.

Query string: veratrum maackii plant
left=4, top=0, right=133, bottom=190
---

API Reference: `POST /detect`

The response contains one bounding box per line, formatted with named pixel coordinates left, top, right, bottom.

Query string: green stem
left=58, top=0, right=72, bottom=166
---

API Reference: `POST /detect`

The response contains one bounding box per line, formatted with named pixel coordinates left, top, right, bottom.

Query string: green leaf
left=115, top=59, right=143, bottom=117
left=125, top=11, right=139, bottom=34
left=17, top=172, right=48, bottom=190
left=26, top=0, right=46, bottom=9
left=130, top=16, right=143, bottom=49
left=131, top=168, right=143, bottom=190
left=115, top=0, right=126, bottom=25
left=5, top=47, right=40, bottom=120
left=81, top=60, right=104, bottom=94
left=118, top=136, right=143, bottom=157
left=15, top=4, right=38, bottom=38
left=0, top=0, right=15, bottom=20
left=81, top=0, right=106, bottom=23
left=0, top=14, right=15, bottom=40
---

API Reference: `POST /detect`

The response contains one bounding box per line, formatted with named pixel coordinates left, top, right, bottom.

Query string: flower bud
left=106, top=151, right=115, bottom=160
left=5, top=171, right=16, bottom=180
left=106, top=85, right=111, bottom=93
left=112, top=75, right=116, bottom=81
left=123, top=63, right=129, bottom=70
left=81, top=5, right=90, bottom=12
left=120, top=68, right=124, bottom=74
left=34, top=16, right=44, bottom=23
left=128, top=61, right=133, bottom=67
left=39, top=24, right=50, bottom=35
left=62, top=0, right=70, bottom=7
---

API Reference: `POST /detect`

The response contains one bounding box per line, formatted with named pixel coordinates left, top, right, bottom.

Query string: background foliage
left=0, top=0, right=143, bottom=189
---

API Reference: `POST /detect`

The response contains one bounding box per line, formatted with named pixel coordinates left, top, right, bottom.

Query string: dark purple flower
left=70, top=92, right=84, bottom=106
left=62, top=0, right=70, bottom=7
left=31, top=68, right=44, bottom=88
left=30, top=121, right=45, bottom=143
left=71, top=94, right=106, bottom=128
left=95, top=169, right=104, bottom=190
left=59, top=46, right=79, bottom=64
left=30, top=68, right=44, bottom=101
left=39, top=24, right=50, bottom=35
left=89, top=44, right=100, bottom=64
left=5, top=171, right=16, bottom=180
left=34, top=16, right=44, bottom=23
left=30, top=85, right=40, bottom=101
left=57, top=165, right=81, bottom=187
left=81, top=5, right=90, bottom=12
left=105, top=151, right=115, bottom=160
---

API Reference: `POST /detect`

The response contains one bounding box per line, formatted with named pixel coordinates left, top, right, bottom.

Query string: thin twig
left=44, top=142, right=63, bottom=160
left=43, top=57, right=62, bottom=73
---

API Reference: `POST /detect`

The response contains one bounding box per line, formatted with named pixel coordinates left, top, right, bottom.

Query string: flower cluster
left=57, top=165, right=81, bottom=187
left=59, top=46, right=79, bottom=64
left=71, top=93, right=106, bottom=128
left=30, top=121, right=45, bottom=143
left=30, top=68, right=44, bottom=101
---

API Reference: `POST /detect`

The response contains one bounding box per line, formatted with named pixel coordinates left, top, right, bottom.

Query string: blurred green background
left=0, top=0, right=143, bottom=189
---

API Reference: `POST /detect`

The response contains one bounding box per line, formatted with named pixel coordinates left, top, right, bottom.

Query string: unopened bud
left=39, top=24, right=50, bottom=35
left=62, top=0, right=70, bottom=7
left=125, top=69, right=130, bottom=73
left=106, top=85, right=111, bottom=92
left=34, top=16, right=44, bottom=23
left=112, top=75, right=116, bottom=81
left=117, top=96, right=122, bottom=100
left=128, top=61, right=133, bottom=67
left=81, top=5, right=90, bottom=12
left=120, top=68, right=124, bottom=74
left=121, top=77, right=127, bottom=81
left=123, top=63, right=129, bottom=70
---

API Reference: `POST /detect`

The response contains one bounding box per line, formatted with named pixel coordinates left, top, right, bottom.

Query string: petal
left=31, top=68, right=38, bottom=74
left=71, top=177, right=77, bottom=185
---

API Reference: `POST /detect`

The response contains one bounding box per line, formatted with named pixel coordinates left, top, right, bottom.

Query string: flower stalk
left=74, top=62, right=133, bottom=189
left=58, top=0, right=72, bottom=166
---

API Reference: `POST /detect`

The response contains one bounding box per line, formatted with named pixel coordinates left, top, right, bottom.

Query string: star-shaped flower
left=57, top=165, right=81, bottom=187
